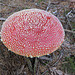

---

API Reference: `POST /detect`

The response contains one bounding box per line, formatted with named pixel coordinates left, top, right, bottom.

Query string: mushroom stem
left=25, top=57, right=39, bottom=75
left=25, top=57, right=33, bottom=73
left=34, top=57, right=39, bottom=75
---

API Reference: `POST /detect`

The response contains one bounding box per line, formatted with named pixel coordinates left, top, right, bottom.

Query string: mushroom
left=1, top=9, right=65, bottom=58
left=1, top=9, right=65, bottom=73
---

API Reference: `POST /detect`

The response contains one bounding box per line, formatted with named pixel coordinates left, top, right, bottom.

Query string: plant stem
left=34, top=57, right=38, bottom=75
left=25, top=57, right=39, bottom=75
left=25, top=57, right=33, bottom=73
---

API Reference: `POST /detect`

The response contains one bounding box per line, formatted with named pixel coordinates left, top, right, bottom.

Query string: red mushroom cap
left=1, top=9, right=65, bottom=58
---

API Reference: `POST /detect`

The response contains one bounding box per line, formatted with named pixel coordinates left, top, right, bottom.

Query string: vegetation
left=62, top=55, right=75, bottom=74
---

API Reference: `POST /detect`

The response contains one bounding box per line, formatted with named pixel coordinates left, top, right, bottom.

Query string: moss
left=25, top=7, right=30, bottom=9
left=71, top=22, right=75, bottom=31
left=38, top=0, right=45, bottom=3
left=64, top=10, right=69, bottom=16
left=62, top=56, right=75, bottom=74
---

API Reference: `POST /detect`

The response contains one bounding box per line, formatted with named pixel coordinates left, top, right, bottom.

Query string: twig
left=17, top=65, right=25, bottom=74
left=64, top=8, right=72, bottom=29
left=41, top=49, right=64, bottom=75
left=46, top=0, right=51, bottom=11
left=35, top=3, right=45, bottom=9
left=64, top=29, right=75, bottom=34
left=42, top=70, right=48, bottom=75
left=40, top=2, right=60, bottom=6
left=66, top=16, right=72, bottom=29
left=0, top=18, right=6, bottom=21
left=66, top=10, right=72, bottom=17
left=0, top=3, right=17, bottom=8
left=52, top=53, right=63, bottom=66
left=39, top=56, right=51, bottom=61
left=47, top=66, right=53, bottom=75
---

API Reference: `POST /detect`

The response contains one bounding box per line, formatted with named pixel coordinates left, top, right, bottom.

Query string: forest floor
left=0, top=0, right=75, bottom=75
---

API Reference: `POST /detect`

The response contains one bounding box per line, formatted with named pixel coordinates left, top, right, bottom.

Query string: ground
left=0, top=0, right=75, bottom=75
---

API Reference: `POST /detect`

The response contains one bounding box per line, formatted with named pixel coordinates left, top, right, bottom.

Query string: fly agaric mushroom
left=1, top=9, right=65, bottom=58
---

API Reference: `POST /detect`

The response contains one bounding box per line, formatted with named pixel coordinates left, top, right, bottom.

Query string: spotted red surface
left=1, top=9, right=65, bottom=57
